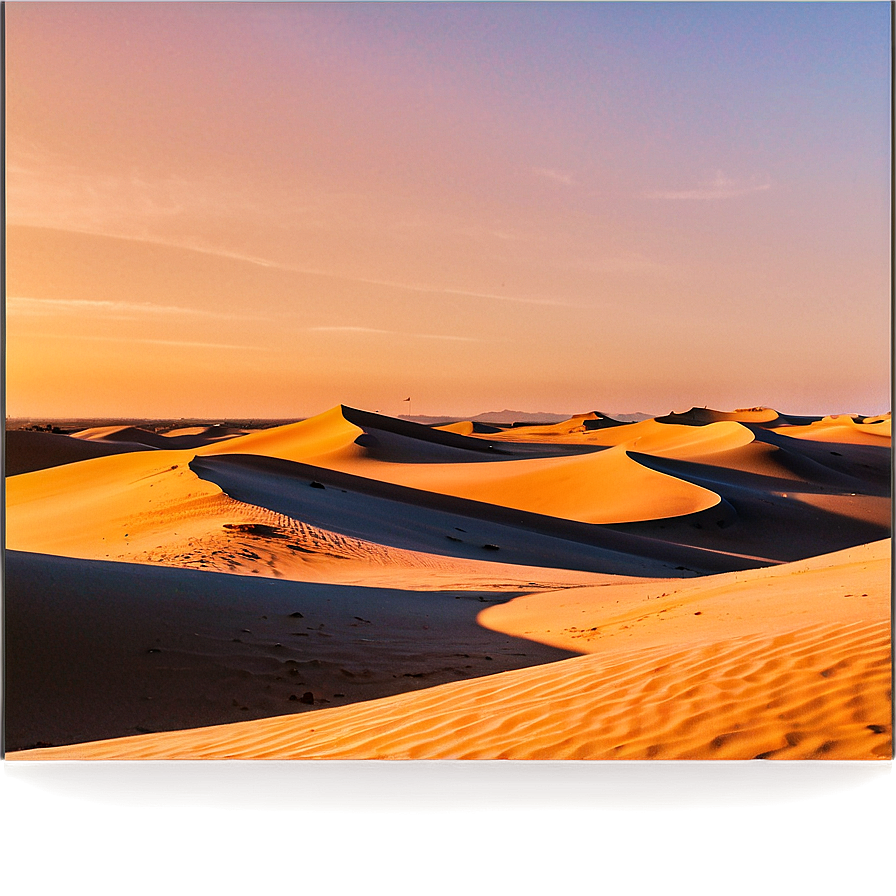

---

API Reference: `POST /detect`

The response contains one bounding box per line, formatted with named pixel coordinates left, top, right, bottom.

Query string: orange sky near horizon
left=5, top=2, right=892, bottom=419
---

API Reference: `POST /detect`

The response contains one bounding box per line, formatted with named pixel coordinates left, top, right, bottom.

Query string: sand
left=4, top=404, right=891, bottom=759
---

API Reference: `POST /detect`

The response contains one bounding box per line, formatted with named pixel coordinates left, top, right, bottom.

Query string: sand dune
left=4, top=403, right=890, bottom=760
left=11, top=540, right=889, bottom=760
left=772, top=413, right=892, bottom=444
left=5, top=429, right=154, bottom=475
left=307, top=444, right=725, bottom=526
left=195, top=405, right=364, bottom=462
left=3, top=549, right=582, bottom=751
left=656, top=406, right=785, bottom=426
left=472, top=411, right=626, bottom=440
left=161, top=424, right=250, bottom=439
left=72, top=423, right=248, bottom=451
left=7, top=442, right=730, bottom=576
left=187, top=453, right=740, bottom=575
left=6, top=449, right=230, bottom=560
left=434, top=420, right=503, bottom=435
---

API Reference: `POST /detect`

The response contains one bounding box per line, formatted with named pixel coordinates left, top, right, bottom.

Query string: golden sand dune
left=479, top=539, right=889, bottom=654
left=776, top=413, right=892, bottom=444
left=5, top=442, right=714, bottom=577
left=72, top=424, right=183, bottom=447
left=12, top=541, right=888, bottom=761
left=199, top=408, right=752, bottom=524
left=481, top=415, right=759, bottom=456
left=334, top=445, right=722, bottom=525
left=161, top=424, right=250, bottom=439
left=196, top=405, right=364, bottom=462
left=475, top=411, right=625, bottom=440
left=4, top=404, right=890, bottom=760
left=72, top=423, right=248, bottom=451
left=21, top=619, right=886, bottom=760
left=594, top=419, right=756, bottom=458
left=434, top=420, right=503, bottom=436
left=657, top=406, right=783, bottom=426
left=7, top=444, right=551, bottom=584
left=7, top=404, right=889, bottom=574
left=6, top=449, right=229, bottom=560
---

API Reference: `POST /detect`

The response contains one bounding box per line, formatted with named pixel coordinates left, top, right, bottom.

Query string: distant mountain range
left=401, top=410, right=654, bottom=425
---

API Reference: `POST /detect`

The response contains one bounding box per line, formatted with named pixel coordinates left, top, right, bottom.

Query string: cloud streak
left=8, top=296, right=265, bottom=321
left=532, top=166, right=575, bottom=186
left=307, top=326, right=484, bottom=343
left=34, top=332, right=265, bottom=351
left=6, top=142, right=279, bottom=236
left=643, top=172, right=771, bottom=201
left=9, top=143, right=578, bottom=309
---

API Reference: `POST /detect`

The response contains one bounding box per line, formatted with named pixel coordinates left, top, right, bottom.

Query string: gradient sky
left=5, top=1, right=891, bottom=419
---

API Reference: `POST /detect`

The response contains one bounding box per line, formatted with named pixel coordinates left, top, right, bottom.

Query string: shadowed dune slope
left=162, top=424, right=250, bottom=439
left=608, top=457, right=888, bottom=563
left=188, top=454, right=745, bottom=575
left=72, top=424, right=249, bottom=451
left=434, top=420, right=503, bottom=435
left=13, top=540, right=889, bottom=760
left=771, top=414, right=892, bottom=444
left=5, top=429, right=154, bottom=475
left=3, top=550, right=577, bottom=752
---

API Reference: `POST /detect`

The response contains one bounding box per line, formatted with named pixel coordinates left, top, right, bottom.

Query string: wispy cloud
left=7, top=296, right=265, bottom=322
left=307, top=326, right=484, bottom=343
left=532, top=166, right=575, bottom=186
left=643, top=172, right=771, bottom=201
left=8, top=143, right=576, bottom=309
left=437, top=286, right=574, bottom=307
left=35, top=332, right=265, bottom=351
left=6, top=141, right=281, bottom=236
left=288, top=274, right=576, bottom=308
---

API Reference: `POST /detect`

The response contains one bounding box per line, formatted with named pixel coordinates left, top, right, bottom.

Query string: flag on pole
left=403, top=397, right=411, bottom=402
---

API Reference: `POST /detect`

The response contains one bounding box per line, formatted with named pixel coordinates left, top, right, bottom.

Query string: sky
left=5, top=1, right=892, bottom=419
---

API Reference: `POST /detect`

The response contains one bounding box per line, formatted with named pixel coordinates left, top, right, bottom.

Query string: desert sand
left=4, top=405, right=891, bottom=759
